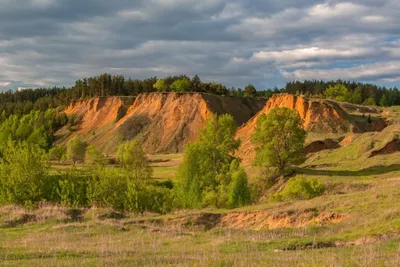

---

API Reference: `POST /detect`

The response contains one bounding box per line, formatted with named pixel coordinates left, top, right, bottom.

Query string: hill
left=236, top=94, right=388, bottom=163
left=55, top=93, right=266, bottom=154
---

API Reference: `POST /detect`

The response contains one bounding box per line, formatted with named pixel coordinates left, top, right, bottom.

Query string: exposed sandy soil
left=235, top=94, right=356, bottom=163
left=235, top=94, right=389, bottom=163
left=56, top=93, right=266, bottom=154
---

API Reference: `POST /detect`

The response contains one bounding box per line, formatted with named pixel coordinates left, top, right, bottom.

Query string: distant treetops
left=0, top=74, right=398, bottom=120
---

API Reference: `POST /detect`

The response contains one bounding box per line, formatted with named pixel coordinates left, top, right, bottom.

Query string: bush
left=125, top=181, right=173, bottom=214
left=271, top=177, right=325, bottom=201
left=56, top=169, right=90, bottom=207
left=87, top=168, right=128, bottom=211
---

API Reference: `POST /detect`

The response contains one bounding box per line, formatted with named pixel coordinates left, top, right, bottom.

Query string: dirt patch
left=369, top=118, right=388, bottom=132
left=339, top=135, right=360, bottom=147
left=369, top=139, right=400, bottom=157
left=219, top=210, right=346, bottom=231
left=305, top=139, right=340, bottom=154
left=2, top=213, right=37, bottom=228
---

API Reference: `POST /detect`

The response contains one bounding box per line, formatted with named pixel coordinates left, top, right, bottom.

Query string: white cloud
left=281, top=61, right=400, bottom=81
left=251, top=47, right=372, bottom=63
left=0, top=82, right=11, bottom=87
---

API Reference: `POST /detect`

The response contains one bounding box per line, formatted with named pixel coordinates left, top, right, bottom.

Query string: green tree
left=244, top=84, right=257, bottom=97
left=325, top=84, right=350, bottom=101
left=170, top=78, right=191, bottom=92
left=363, top=97, right=376, bottom=106
left=227, top=160, right=250, bottom=208
left=66, top=137, right=86, bottom=165
left=85, top=144, right=108, bottom=167
left=49, top=146, right=66, bottom=162
left=350, top=87, right=362, bottom=104
left=153, top=79, right=166, bottom=92
left=0, top=140, right=49, bottom=205
left=380, top=94, right=388, bottom=107
left=176, top=114, right=241, bottom=208
left=252, top=108, right=306, bottom=178
left=116, top=139, right=152, bottom=180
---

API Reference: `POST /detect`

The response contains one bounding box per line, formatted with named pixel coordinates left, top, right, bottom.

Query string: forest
left=1, top=74, right=398, bottom=119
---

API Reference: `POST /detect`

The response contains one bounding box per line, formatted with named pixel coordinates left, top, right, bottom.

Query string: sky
left=0, top=0, right=399, bottom=91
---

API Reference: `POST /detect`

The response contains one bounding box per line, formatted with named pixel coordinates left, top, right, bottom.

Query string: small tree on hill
left=153, top=79, right=166, bottom=92
left=244, top=84, right=257, bottom=97
left=116, top=139, right=152, bottom=180
left=325, top=84, right=350, bottom=101
left=380, top=94, right=388, bottom=107
left=252, top=107, right=306, bottom=180
left=66, top=137, right=86, bottom=165
left=170, top=78, right=191, bottom=92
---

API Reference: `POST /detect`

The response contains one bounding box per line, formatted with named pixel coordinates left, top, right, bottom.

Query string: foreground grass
left=5, top=151, right=400, bottom=266
left=2, top=168, right=400, bottom=266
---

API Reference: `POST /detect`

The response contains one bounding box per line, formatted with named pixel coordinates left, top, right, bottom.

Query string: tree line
left=1, top=74, right=399, bottom=120
left=286, top=80, right=400, bottom=107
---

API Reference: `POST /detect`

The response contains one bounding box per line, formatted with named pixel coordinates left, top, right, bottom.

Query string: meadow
left=2, top=150, right=400, bottom=266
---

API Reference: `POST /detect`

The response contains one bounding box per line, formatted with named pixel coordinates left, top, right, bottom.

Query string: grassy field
left=2, top=150, right=400, bottom=266
left=3, top=120, right=400, bottom=266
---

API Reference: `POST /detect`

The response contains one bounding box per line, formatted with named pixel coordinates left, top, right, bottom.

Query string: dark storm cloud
left=0, top=0, right=399, bottom=90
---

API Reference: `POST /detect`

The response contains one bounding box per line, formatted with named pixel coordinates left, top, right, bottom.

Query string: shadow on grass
left=296, top=164, right=400, bottom=177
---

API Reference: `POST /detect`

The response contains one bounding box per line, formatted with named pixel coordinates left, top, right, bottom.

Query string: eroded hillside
left=56, top=93, right=266, bottom=154
left=236, top=94, right=389, bottom=163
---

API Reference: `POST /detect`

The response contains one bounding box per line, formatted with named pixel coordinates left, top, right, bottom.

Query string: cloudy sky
left=0, top=0, right=399, bottom=91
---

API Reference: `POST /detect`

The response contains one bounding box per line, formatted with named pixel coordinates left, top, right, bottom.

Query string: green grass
left=5, top=150, right=400, bottom=266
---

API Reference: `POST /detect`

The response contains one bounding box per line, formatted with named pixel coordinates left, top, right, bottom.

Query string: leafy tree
left=363, top=97, right=376, bottom=106
left=27, top=126, right=51, bottom=150
left=116, top=139, right=152, bottom=180
left=170, top=77, right=191, bottom=92
left=49, top=146, right=66, bottom=162
left=66, top=137, right=86, bottom=165
left=176, top=114, right=241, bottom=208
left=325, top=84, right=350, bottom=101
left=85, top=144, right=108, bottom=167
left=350, top=87, right=362, bottom=104
left=0, top=140, right=49, bottom=205
left=244, top=84, right=257, bottom=97
left=380, top=94, right=388, bottom=107
left=252, top=108, right=306, bottom=178
left=153, top=79, right=166, bottom=92
left=227, top=160, right=250, bottom=208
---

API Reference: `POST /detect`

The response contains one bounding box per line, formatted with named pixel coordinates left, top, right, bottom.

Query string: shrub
left=56, top=169, right=89, bottom=207
left=49, top=146, right=66, bottom=162
left=125, top=181, right=173, bottom=214
left=271, top=177, right=325, bottom=201
left=87, top=168, right=128, bottom=211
